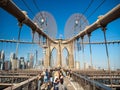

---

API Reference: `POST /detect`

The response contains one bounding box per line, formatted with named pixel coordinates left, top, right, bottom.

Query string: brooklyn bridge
left=0, top=0, right=120, bottom=90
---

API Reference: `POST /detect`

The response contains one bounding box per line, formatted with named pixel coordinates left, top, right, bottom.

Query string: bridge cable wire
left=81, top=36, right=87, bottom=87
left=0, top=39, right=120, bottom=44
left=21, top=0, right=34, bottom=16
left=21, top=0, right=43, bottom=29
left=72, top=0, right=94, bottom=37
left=74, top=40, right=76, bottom=69
left=73, top=0, right=105, bottom=38
left=88, top=33, right=95, bottom=90
left=79, top=0, right=105, bottom=30
left=11, top=22, right=23, bottom=90
left=77, top=0, right=94, bottom=22
left=87, top=0, right=105, bottom=19
left=21, top=0, right=46, bottom=47
left=102, top=27, right=113, bottom=88
left=88, top=34, right=93, bottom=70
left=28, top=32, right=35, bottom=89
left=32, top=0, right=44, bottom=19
left=82, top=0, right=94, bottom=15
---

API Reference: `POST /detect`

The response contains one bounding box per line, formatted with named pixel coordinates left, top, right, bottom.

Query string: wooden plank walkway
left=39, top=77, right=85, bottom=90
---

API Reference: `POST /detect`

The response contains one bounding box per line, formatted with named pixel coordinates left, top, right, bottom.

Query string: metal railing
left=72, top=72, right=112, bottom=90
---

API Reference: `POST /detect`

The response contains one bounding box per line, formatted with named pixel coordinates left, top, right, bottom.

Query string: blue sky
left=0, top=0, right=120, bottom=69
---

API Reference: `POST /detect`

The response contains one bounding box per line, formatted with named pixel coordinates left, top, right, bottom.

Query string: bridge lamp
left=41, top=18, right=44, bottom=23
left=75, top=20, right=79, bottom=26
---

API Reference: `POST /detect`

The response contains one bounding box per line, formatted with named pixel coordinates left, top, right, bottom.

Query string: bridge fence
left=72, top=72, right=112, bottom=90
left=4, top=75, right=38, bottom=90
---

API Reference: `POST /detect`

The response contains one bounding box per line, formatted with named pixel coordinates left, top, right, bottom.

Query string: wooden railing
left=4, top=75, right=38, bottom=90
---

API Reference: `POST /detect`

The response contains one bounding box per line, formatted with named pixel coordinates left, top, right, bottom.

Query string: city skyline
left=0, top=0, right=120, bottom=69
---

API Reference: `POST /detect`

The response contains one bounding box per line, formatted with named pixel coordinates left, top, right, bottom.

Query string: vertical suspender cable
left=74, top=40, right=76, bottom=69
left=11, top=22, right=23, bottom=90
left=28, top=31, right=35, bottom=89
left=32, top=31, right=35, bottom=43
left=16, top=23, right=22, bottom=57
left=88, top=33, right=93, bottom=69
left=81, top=37, right=85, bottom=70
left=81, top=36, right=86, bottom=87
left=88, top=33, right=95, bottom=90
left=102, top=27, right=112, bottom=88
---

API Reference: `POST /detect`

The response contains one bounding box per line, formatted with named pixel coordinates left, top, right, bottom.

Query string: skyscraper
left=10, top=52, right=16, bottom=70
left=10, top=53, right=16, bottom=61
left=29, top=53, right=34, bottom=68
left=20, top=57, right=25, bottom=69
left=0, top=50, right=5, bottom=70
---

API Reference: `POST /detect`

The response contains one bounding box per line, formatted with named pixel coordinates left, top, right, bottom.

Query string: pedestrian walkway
left=40, top=77, right=84, bottom=90
left=64, top=77, right=75, bottom=90
left=39, top=68, right=84, bottom=90
left=64, top=77, right=84, bottom=90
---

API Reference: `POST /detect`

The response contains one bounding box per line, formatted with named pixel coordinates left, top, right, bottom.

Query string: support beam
left=0, top=0, right=120, bottom=44
left=63, top=4, right=120, bottom=44
left=0, top=39, right=120, bottom=44
left=0, top=0, right=57, bottom=44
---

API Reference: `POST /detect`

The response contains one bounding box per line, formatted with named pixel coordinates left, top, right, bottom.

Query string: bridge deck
left=64, top=77, right=75, bottom=90
left=40, top=77, right=83, bottom=90
left=64, top=77, right=84, bottom=90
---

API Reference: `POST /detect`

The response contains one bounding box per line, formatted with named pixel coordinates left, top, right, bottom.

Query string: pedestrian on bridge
left=37, top=73, right=42, bottom=90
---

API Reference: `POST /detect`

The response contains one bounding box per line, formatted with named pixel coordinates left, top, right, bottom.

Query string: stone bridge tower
left=44, top=39, right=74, bottom=68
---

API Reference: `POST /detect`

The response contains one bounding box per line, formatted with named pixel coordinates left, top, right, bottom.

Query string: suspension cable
left=81, top=36, right=87, bottom=87
left=74, top=40, right=76, bottom=69
left=11, top=22, right=23, bottom=90
left=87, top=33, right=96, bottom=90
left=77, top=0, right=94, bottom=22
left=82, top=0, right=94, bottom=15
left=27, top=31, right=35, bottom=89
left=21, top=0, right=34, bottom=16
left=16, top=23, right=23, bottom=57
left=81, top=0, right=105, bottom=26
left=102, top=27, right=113, bottom=88
left=88, top=33, right=93, bottom=69
left=81, top=37, right=85, bottom=70
left=32, top=0, right=44, bottom=19
left=21, top=0, right=42, bottom=27
left=87, top=0, right=105, bottom=19
left=15, top=23, right=23, bottom=82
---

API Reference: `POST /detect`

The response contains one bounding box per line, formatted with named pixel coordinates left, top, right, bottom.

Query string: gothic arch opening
left=62, top=47, right=69, bottom=68
left=50, top=47, right=57, bottom=68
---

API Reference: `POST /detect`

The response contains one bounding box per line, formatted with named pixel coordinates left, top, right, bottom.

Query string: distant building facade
left=4, top=61, right=10, bottom=70
left=10, top=53, right=17, bottom=70
left=20, top=57, right=25, bottom=69
left=29, top=53, right=34, bottom=68
left=84, top=62, right=89, bottom=70
left=75, top=61, right=80, bottom=69
left=0, top=50, right=5, bottom=70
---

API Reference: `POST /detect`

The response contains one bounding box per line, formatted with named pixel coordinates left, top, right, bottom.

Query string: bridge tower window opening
left=50, top=48, right=57, bottom=68
left=62, top=47, right=69, bottom=68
